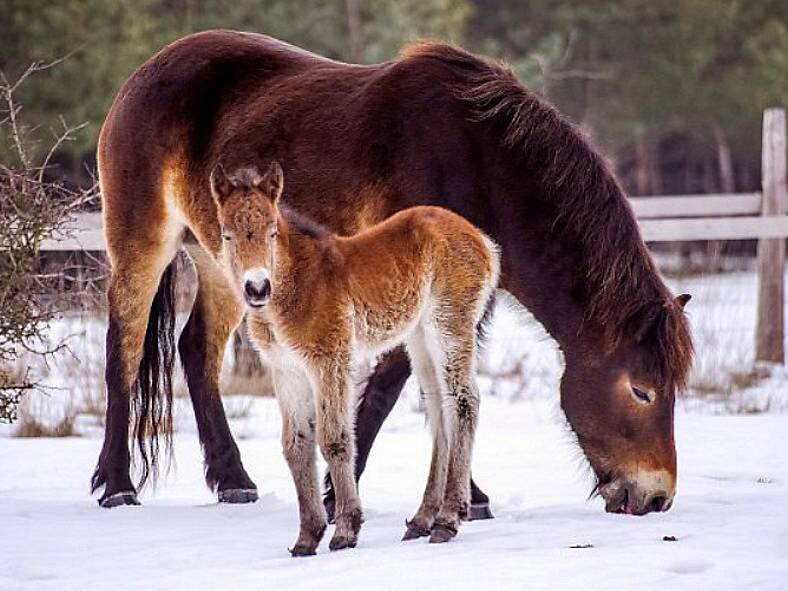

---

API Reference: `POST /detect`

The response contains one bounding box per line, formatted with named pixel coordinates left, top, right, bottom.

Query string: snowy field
left=1, top=396, right=787, bottom=591
left=1, top=269, right=787, bottom=590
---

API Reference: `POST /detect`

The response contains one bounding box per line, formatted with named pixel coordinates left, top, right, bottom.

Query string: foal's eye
left=222, top=233, right=232, bottom=242
left=632, top=387, right=654, bottom=404
left=270, top=229, right=279, bottom=240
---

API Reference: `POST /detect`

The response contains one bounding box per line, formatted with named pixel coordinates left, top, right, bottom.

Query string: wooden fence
left=41, top=109, right=788, bottom=364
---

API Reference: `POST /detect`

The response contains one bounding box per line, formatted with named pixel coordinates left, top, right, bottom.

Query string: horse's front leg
left=312, top=356, right=363, bottom=551
left=273, top=368, right=327, bottom=556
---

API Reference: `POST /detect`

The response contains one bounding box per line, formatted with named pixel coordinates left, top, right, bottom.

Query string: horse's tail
left=132, top=257, right=178, bottom=490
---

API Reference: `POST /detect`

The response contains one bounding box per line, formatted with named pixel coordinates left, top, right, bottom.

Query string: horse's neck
left=490, top=187, right=591, bottom=353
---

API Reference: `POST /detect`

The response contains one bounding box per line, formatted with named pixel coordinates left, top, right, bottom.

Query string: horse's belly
left=353, top=297, right=425, bottom=357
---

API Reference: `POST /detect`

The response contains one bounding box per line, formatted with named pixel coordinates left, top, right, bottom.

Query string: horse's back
left=98, top=32, right=487, bottom=261
left=345, top=205, right=499, bottom=314
left=98, top=31, right=331, bottom=170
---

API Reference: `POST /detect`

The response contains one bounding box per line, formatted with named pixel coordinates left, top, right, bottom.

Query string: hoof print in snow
left=218, top=488, right=259, bottom=504
left=99, top=491, right=141, bottom=508
left=428, top=523, right=457, bottom=544
left=662, top=535, right=678, bottom=542
left=569, top=543, right=594, bottom=549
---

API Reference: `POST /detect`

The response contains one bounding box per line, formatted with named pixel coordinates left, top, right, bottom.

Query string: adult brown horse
left=92, top=31, right=693, bottom=517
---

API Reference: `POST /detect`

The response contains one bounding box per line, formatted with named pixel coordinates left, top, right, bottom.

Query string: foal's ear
left=209, top=163, right=232, bottom=204
left=675, top=293, right=692, bottom=309
left=258, top=160, right=284, bottom=203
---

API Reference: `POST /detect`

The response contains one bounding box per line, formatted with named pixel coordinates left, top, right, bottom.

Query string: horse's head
left=560, top=294, right=693, bottom=515
left=210, top=161, right=284, bottom=308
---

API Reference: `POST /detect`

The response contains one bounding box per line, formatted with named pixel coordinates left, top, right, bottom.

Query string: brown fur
left=93, top=31, right=692, bottom=516
left=212, top=162, right=499, bottom=552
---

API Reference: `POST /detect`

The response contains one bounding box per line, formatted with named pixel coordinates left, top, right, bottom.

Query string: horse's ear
left=675, top=293, right=692, bottom=309
left=210, top=163, right=232, bottom=204
left=257, top=160, right=284, bottom=203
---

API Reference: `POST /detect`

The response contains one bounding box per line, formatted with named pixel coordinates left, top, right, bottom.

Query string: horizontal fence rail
left=44, top=196, right=788, bottom=250
left=629, top=193, right=762, bottom=219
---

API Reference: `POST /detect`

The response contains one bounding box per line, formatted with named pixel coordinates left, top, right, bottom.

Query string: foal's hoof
left=218, top=488, right=259, bottom=504
left=468, top=502, right=494, bottom=521
left=428, top=523, right=458, bottom=544
left=289, top=544, right=318, bottom=557
left=328, top=534, right=357, bottom=551
left=99, top=491, right=141, bottom=508
left=402, top=519, right=431, bottom=541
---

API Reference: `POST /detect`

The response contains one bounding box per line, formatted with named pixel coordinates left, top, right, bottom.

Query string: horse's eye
left=632, top=386, right=654, bottom=404
left=270, top=230, right=279, bottom=240
left=222, top=233, right=232, bottom=242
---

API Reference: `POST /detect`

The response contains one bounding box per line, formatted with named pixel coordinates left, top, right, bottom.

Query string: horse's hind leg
left=402, top=329, right=449, bottom=541
left=179, top=245, right=257, bottom=502
left=92, top=216, right=182, bottom=507
left=430, top=337, right=480, bottom=543
left=273, top=369, right=326, bottom=556
left=325, top=349, right=494, bottom=523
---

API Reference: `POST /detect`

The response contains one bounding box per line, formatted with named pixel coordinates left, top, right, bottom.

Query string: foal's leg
left=430, top=339, right=480, bottom=543
left=273, top=369, right=326, bottom=556
left=312, top=356, right=363, bottom=551
left=325, top=347, right=494, bottom=523
left=323, top=347, right=411, bottom=521
left=402, top=330, right=450, bottom=540
left=179, top=246, right=257, bottom=502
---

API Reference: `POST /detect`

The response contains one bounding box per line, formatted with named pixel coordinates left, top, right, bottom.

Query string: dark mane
left=281, top=204, right=330, bottom=240
left=403, top=42, right=693, bottom=389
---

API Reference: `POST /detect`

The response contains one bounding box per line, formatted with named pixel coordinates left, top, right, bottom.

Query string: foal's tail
left=132, top=257, right=178, bottom=490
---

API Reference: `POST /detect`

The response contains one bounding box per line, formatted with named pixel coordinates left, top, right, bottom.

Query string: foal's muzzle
left=244, top=277, right=271, bottom=308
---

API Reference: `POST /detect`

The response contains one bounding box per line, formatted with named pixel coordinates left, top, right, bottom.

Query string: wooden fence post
left=755, top=108, right=787, bottom=364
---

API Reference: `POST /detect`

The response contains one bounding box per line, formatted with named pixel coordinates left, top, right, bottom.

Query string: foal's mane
left=402, top=42, right=693, bottom=389
left=280, top=204, right=330, bottom=240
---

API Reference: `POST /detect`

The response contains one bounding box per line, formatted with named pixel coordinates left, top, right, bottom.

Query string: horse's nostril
left=244, top=281, right=258, bottom=299
left=244, top=279, right=271, bottom=301
left=649, top=495, right=667, bottom=512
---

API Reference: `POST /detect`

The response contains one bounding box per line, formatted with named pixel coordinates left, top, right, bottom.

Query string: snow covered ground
left=2, top=269, right=787, bottom=589
left=2, top=394, right=787, bottom=591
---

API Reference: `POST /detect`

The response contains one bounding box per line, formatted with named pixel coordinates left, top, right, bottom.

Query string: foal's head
left=210, top=161, right=283, bottom=308
left=560, top=294, right=693, bottom=515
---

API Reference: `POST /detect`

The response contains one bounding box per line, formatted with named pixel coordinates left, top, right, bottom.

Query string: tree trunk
left=345, top=0, right=362, bottom=62
left=633, top=136, right=650, bottom=196
left=707, top=125, right=736, bottom=270
left=713, top=124, right=736, bottom=193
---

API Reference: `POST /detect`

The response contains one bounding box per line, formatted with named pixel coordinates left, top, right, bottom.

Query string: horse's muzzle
left=244, top=277, right=271, bottom=308
left=599, top=470, right=675, bottom=516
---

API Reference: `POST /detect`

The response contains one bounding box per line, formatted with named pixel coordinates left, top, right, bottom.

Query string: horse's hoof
left=402, top=519, right=431, bottom=541
left=428, top=523, right=458, bottom=544
left=328, top=534, right=357, bottom=551
left=99, top=491, right=141, bottom=508
left=468, top=502, right=494, bottom=521
left=218, top=488, right=259, bottom=504
left=289, top=544, right=318, bottom=557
